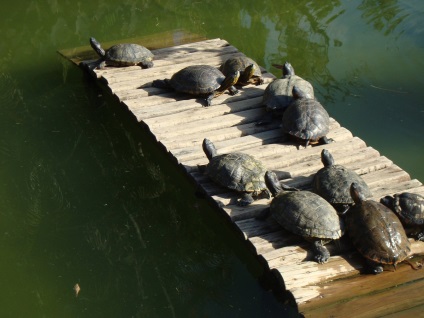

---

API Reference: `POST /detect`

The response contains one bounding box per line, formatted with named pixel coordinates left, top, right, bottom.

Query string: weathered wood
left=300, top=259, right=424, bottom=317
left=180, top=122, right=350, bottom=171
left=68, top=36, right=424, bottom=317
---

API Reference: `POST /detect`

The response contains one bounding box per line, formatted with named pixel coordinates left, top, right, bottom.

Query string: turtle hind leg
left=237, top=193, right=254, bottom=206
left=311, top=240, right=330, bottom=264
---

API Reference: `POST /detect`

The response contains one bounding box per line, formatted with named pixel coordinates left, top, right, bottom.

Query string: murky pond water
left=1, top=1, right=423, bottom=317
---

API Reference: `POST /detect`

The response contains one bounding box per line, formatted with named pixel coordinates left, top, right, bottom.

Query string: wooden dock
left=61, top=34, right=424, bottom=317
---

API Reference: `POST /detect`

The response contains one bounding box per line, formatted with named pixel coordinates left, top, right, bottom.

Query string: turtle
left=264, top=170, right=344, bottom=264
left=262, top=62, right=314, bottom=116
left=219, top=56, right=264, bottom=86
left=380, top=192, right=424, bottom=241
left=89, top=37, right=154, bottom=69
left=344, top=182, right=411, bottom=274
left=152, top=65, right=239, bottom=106
left=201, top=138, right=270, bottom=206
left=282, top=85, right=332, bottom=147
left=312, top=149, right=372, bottom=213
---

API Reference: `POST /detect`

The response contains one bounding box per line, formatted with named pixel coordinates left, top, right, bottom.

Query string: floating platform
left=60, top=32, right=424, bottom=317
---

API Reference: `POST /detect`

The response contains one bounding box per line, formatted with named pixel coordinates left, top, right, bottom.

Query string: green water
left=1, top=1, right=423, bottom=317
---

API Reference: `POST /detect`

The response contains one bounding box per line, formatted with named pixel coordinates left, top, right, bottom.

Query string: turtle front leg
left=140, top=61, right=154, bottom=69
left=312, top=240, right=330, bottom=264
left=205, top=87, right=238, bottom=106
left=238, top=193, right=254, bottom=207
left=319, top=136, right=334, bottom=145
left=337, top=204, right=351, bottom=216
left=205, top=93, right=216, bottom=107
left=251, top=76, right=264, bottom=85
left=228, top=85, right=239, bottom=95
left=364, top=258, right=384, bottom=274
left=415, top=228, right=424, bottom=242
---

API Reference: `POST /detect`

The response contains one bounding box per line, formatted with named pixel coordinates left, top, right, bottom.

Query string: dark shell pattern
left=206, top=152, right=267, bottom=193
left=282, top=98, right=330, bottom=141
left=345, top=200, right=411, bottom=265
left=170, top=65, right=225, bottom=95
left=220, top=56, right=262, bottom=78
left=105, top=43, right=154, bottom=66
left=391, top=192, right=424, bottom=225
left=313, top=164, right=371, bottom=205
left=263, top=75, right=314, bottom=114
left=270, top=190, right=344, bottom=240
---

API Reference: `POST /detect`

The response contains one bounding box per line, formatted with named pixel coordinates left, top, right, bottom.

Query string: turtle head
left=222, top=71, right=240, bottom=89
left=240, top=64, right=256, bottom=83
left=202, top=138, right=218, bottom=161
left=292, top=85, right=307, bottom=100
left=380, top=195, right=394, bottom=209
left=321, top=149, right=334, bottom=167
left=265, top=171, right=283, bottom=197
left=272, top=62, right=295, bottom=78
left=89, top=37, right=106, bottom=57
left=350, top=182, right=366, bottom=205
left=282, top=61, right=295, bottom=77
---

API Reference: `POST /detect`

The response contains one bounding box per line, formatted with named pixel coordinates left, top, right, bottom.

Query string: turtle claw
left=204, top=95, right=213, bottom=107
left=364, top=259, right=384, bottom=274
left=320, top=136, right=334, bottom=145
left=312, top=241, right=330, bottom=264
left=237, top=193, right=254, bottom=207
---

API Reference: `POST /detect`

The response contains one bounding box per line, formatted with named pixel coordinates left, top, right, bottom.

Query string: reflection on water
left=0, top=0, right=423, bottom=317
left=359, top=0, right=409, bottom=36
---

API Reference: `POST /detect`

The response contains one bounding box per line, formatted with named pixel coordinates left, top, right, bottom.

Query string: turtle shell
left=105, top=43, right=154, bottom=67
left=385, top=192, right=424, bottom=225
left=313, top=164, right=371, bottom=207
left=206, top=152, right=267, bottom=193
left=220, top=56, right=262, bottom=84
left=282, top=97, right=330, bottom=142
left=169, top=65, right=225, bottom=95
left=263, top=75, right=314, bottom=115
left=270, top=190, right=343, bottom=239
left=345, top=199, right=411, bottom=265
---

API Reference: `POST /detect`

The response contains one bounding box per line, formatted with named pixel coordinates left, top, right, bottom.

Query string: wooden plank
left=280, top=240, right=424, bottom=292
left=68, top=36, right=424, bottom=317
left=180, top=123, right=350, bottom=171
left=382, top=303, right=424, bottom=318
left=144, top=95, right=264, bottom=129
left=300, top=262, right=424, bottom=317
left=126, top=83, right=274, bottom=121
